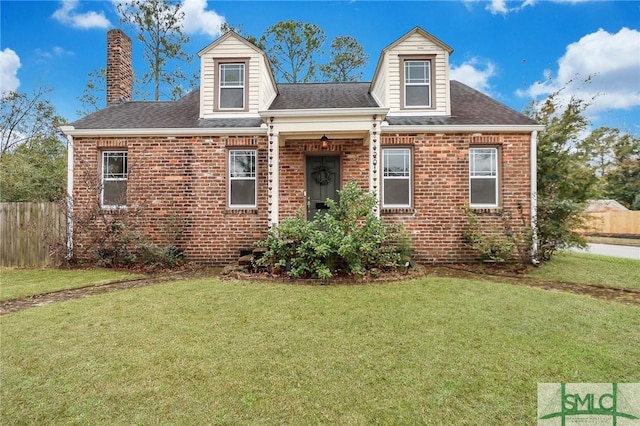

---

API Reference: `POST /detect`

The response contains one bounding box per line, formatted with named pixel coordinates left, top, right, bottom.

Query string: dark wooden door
left=306, top=156, right=340, bottom=219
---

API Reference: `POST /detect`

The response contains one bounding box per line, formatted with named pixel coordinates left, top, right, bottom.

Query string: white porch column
left=369, top=115, right=381, bottom=218
left=267, top=118, right=279, bottom=226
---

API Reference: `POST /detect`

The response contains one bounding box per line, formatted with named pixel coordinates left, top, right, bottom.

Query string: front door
left=306, top=155, right=341, bottom=219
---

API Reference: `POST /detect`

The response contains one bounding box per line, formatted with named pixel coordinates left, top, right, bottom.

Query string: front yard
left=1, top=254, right=639, bottom=424
left=0, top=268, right=143, bottom=301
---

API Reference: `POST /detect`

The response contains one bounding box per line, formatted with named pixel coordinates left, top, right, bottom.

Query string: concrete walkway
left=573, top=243, right=640, bottom=260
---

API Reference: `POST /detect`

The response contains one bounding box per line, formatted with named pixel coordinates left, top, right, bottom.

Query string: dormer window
left=401, top=56, right=433, bottom=108
left=217, top=61, right=246, bottom=110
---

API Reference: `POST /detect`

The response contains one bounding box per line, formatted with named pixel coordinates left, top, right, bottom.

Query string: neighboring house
left=61, top=27, right=543, bottom=265
left=586, top=199, right=629, bottom=213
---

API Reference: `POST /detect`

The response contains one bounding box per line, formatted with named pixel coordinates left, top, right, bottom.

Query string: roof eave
left=260, top=107, right=389, bottom=118
left=60, top=126, right=266, bottom=137
left=381, top=124, right=545, bottom=133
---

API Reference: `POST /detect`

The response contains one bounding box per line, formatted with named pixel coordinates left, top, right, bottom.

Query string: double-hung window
left=404, top=59, right=431, bottom=108
left=102, top=151, right=128, bottom=208
left=382, top=148, right=411, bottom=208
left=229, top=149, right=256, bottom=208
left=469, top=147, right=499, bottom=207
left=219, top=63, right=245, bottom=109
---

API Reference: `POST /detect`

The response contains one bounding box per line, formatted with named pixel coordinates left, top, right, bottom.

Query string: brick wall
left=380, top=133, right=531, bottom=262
left=73, top=135, right=269, bottom=265
left=72, top=132, right=531, bottom=265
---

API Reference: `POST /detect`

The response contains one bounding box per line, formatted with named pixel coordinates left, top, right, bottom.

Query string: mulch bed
left=2, top=263, right=639, bottom=316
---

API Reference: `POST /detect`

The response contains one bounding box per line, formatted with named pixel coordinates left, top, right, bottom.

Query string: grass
left=586, top=235, right=640, bottom=247
left=0, top=268, right=144, bottom=301
left=2, top=274, right=639, bottom=425
left=529, top=251, right=640, bottom=290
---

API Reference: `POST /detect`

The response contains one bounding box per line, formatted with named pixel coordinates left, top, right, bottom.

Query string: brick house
left=61, top=27, right=542, bottom=265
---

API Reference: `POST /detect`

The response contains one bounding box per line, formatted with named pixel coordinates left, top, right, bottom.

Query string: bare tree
left=1, top=88, right=64, bottom=157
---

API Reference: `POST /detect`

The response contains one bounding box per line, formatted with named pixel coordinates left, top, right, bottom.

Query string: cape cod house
left=61, top=27, right=542, bottom=265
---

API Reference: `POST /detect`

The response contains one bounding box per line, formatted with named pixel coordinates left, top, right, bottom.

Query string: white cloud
left=180, top=0, right=226, bottom=38
left=52, top=0, right=111, bottom=29
left=450, top=58, right=497, bottom=94
left=486, top=0, right=509, bottom=14
left=467, top=0, right=591, bottom=14
left=518, top=28, right=640, bottom=115
left=0, top=48, right=21, bottom=96
left=35, top=46, right=75, bottom=60
left=112, top=0, right=225, bottom=38
left=463, top=0, right=536, bottom=15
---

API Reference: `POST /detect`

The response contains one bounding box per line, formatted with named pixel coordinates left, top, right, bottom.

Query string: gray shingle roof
left=268, top=82, right=379, bottom=110
left=385, top=81, right=538, bottom=126
left=72, top=90, right=199, bottom=129
left=70, top=80, right=536, bottom=129
left=71, top=90, right=263, bottom=129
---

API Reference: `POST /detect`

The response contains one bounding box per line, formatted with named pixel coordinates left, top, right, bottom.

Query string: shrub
left=462, top=204, right=533, bottom=264
left=136, top=242, right=185, bottom=268
left=257, top=181, right=411, bottom=279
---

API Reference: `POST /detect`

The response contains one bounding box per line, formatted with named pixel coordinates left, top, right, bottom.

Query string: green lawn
left=2, top=275, right=638, bottom=425
left=0, top=268, right=144, bottom=301
left=529, top=251, right=640, bottom=289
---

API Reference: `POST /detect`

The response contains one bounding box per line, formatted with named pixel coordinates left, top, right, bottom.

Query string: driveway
left=573, top=243, right=640, bottom=260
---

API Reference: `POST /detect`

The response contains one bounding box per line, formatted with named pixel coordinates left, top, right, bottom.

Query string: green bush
left=462, top=204, right=533, bottom=264
left=257, top=181, right=411, bottom=279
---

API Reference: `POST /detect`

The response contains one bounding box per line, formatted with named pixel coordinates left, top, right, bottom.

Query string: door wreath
left=311, top=165, right=332, bottom=185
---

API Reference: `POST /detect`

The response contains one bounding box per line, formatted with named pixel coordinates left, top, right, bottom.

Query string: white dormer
left=370, top=27, right=453, bottom=116
left=198, top=31, right=278, bottom=119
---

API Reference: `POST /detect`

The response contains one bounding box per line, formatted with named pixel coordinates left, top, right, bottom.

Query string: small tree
left=0, top=136, right=66, bottom=202
left=320, top=36, right=368, bottom=82
left=526, top=86, right=597, bottom=261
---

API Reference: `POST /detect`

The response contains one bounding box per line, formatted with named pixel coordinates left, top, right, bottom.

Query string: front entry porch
left=262, top=113, right=384, bottom=226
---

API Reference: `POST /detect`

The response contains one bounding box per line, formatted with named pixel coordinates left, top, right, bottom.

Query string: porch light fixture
left=320, top=134, right=329, bottom=150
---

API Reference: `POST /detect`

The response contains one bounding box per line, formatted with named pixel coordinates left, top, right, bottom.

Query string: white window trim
left=228, top=149, right=257, bottom=208
left=469, top=147, right=499, bottom=208
left=404, top=60, right=431, bottom=109
left=219, top=63, right=245, bottom=110
left=101, top=150, right=128, bottom=209
left=382, top=147, right=412, bottom=208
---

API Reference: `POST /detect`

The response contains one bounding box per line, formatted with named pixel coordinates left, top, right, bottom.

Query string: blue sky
left=1, top=0, right=639, bottom=134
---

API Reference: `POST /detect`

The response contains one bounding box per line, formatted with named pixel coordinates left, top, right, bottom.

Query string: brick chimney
left=106, top=29, right=133, bottom=106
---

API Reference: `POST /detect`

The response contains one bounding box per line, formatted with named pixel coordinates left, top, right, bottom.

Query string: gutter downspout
left=530, top=130, right=538, bottom=263
left=65, top=132, right=74, bottom=260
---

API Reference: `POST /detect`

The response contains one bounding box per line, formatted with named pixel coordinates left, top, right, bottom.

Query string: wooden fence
left=0, top=202, right=67, bottom=267
left=584, top=211, right=640, bottom=236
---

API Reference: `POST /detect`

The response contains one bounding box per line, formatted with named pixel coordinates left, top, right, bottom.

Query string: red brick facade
left=72, top=132, right=532, bottom=265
